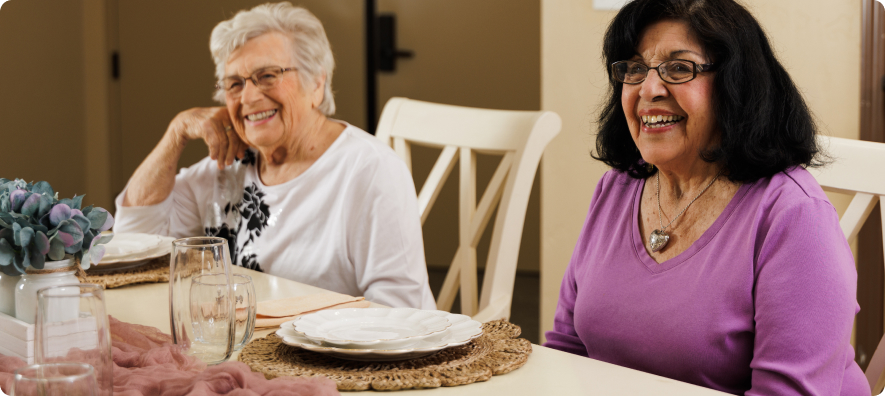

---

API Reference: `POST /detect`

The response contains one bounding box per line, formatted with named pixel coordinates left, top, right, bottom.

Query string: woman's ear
left=311, top=73, right=326, bottom=109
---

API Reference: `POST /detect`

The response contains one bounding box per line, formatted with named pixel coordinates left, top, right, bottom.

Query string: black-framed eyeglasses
left=217, top=66, right=298, bottom=96
left=611, top=59, right=715, bottom=84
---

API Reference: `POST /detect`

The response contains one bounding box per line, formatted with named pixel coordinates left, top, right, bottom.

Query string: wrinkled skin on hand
left=171, top=107, right=250, bottom=169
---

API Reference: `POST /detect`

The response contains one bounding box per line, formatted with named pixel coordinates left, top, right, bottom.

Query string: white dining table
left=104, top=266, right=729, bottom=395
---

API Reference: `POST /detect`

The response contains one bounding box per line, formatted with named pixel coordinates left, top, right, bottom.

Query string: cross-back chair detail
left=376, top=97, right=561, bottom=322
left=809, top=135, right=885, bottom=392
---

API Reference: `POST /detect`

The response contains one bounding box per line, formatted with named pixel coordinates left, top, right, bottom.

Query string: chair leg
left=866, top=335, right=885, bottom=392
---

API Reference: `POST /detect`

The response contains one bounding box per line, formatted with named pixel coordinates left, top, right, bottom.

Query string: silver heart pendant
left=649, top=229, right=670, bottom=253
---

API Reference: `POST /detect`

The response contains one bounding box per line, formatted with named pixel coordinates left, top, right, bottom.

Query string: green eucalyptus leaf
left=82, top=230, right=95, bottom=252
left=0, top=228, right=12, bottom=244
left=20, top=247, right=31, bottom=270
left=18, top=226, right=33, bottom=249
left=34, top=231, right=49, bottom=256
left=13, top=250, right=26, bottom=273
left=81, top=205, right=93, bottom=216
left=63, top=238, right=83, bottom=255
left=85, top=245, right=104, bottom=268
left=93, top=208, right=114, bottom=232
left=37, top=194, right=53, bottom=219
left=12, top=222, right=21, bottom=246
left=30, top=223, right=47, bottom=235
left=78, top=251, right=91, bottom=270
left=71, top=195, right=84, bottom=210
left=85, top=210, right=107, bottom=231
left=30, top=181, right=53, bottom=197
left=0, top=239, right=15, bottom=265
left=49, top=204, right=71, bottom=227
left=0, top=264, right=20, bottom=276
left=47, top=236, right=65, bottom=260
left=10, top=190, right=28, bottom=212
left=96, top=233, right=113, bottom=245
left=28, top=243, right=44, bottom=270
left=71, top=214, right=91, bottom=234
left=20, top=193, right=40, bottom=217
left=57, top=219, right=84, bottom=245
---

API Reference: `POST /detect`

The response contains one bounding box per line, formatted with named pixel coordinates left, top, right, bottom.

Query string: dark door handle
left=378, top=14, right=412, bottom=72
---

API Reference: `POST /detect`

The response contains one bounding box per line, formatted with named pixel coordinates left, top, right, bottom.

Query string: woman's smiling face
left=621, top=19, right=718, bottom=171
left=223, top=31, right=324, bottom=150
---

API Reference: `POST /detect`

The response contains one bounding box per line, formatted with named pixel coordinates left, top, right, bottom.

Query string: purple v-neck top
left=544, top=167, right=869, bottom=395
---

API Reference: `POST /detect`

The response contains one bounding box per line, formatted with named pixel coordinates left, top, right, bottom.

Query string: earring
left=647, top=163, right=654, bottom=172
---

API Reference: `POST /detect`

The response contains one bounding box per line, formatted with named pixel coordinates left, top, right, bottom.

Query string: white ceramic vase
left=0, top=272, right=19, bottom=317
left=15, top=256, right=80, bottom=324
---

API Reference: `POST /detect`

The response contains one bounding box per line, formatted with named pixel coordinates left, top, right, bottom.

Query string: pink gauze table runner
left=0, top=316, right=339, bottom=396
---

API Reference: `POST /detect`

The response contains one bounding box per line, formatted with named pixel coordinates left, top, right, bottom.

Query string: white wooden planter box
left=0, top=311, right=34, bottom=364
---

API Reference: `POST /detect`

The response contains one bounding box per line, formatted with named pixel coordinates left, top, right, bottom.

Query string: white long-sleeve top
left=114, top=124, right=436, bottom=309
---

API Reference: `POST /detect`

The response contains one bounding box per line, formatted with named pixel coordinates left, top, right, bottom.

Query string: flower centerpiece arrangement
left=0, top=178, right=114, bottom=276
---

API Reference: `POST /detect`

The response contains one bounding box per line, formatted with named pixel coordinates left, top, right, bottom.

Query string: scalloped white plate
left=291, top=308, right=452, bottom=350
left=98, top=234, right=175, bottom=265
left=278, top=311, right=482, bottom=361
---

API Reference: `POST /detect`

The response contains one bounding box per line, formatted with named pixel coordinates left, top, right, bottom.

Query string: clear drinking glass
left=13, top=362, right=98, bottom=396
left=170, top=237, right=235, bottom=365
left=231, top=274, right=256, bottom=350
left=35, top=284, right=112, bottom=396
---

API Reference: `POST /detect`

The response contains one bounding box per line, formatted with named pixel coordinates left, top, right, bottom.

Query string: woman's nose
left=639, top=69, right=669, bottom=101
left=240, top=79, right=263, bottom=103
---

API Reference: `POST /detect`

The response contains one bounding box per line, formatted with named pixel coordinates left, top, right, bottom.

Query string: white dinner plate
left=98, top=234, right=175, bottom=265
left=278, top=311, right=482, bottom=361
left=291, top=308, right=452, bottom=349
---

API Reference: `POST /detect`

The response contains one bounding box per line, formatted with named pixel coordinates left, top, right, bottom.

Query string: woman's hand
left=122, top=107, right=249, bottom=207
left=169, top=107, right=249, bottom=169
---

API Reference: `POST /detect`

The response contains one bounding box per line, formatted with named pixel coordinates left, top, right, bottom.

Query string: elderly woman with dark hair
left=544, top=0, right=868, bottom=394
left=113, top=2, right=435, bottom=310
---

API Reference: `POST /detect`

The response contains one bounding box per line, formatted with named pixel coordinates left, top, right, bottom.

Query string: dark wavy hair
left=593, top=0, right=822, bottom=182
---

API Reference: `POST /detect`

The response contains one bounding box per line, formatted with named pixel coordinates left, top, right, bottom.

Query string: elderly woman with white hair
left=113, top=2, right=435, bottom=309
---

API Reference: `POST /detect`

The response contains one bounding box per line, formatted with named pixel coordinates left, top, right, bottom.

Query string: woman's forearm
left=121, top=130, right=186, bottom=207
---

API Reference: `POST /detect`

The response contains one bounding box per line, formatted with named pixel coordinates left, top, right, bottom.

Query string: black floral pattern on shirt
left=239, top=149, right=257, bottom=166
left=240, top=185, right=270, bottom=238
left=204, top=151, right=268, bottom=272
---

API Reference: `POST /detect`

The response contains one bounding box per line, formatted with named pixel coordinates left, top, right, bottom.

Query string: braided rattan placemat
left=79, top=255, right=170, bottom=289
left=239, top=319, right=532, bottom=391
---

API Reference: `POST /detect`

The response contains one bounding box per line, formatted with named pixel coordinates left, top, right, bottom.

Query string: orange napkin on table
left=256, top=293, right=371, bottom=329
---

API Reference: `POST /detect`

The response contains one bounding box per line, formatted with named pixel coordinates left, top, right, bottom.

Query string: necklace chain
left=655, top=169, right=722, bottom=232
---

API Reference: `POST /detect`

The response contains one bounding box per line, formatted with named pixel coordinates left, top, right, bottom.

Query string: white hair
left=210, top=2, right=336, bottom=115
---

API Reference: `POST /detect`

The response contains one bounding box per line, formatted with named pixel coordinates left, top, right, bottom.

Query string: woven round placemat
left=79, top=255, right=170, bottom=289
left=239, top=319, right=532, bottom=391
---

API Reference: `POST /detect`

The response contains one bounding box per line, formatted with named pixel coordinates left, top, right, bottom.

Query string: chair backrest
left=809, top=135, right=885, bottom=392
left=376, top=97, right=561, bottom=322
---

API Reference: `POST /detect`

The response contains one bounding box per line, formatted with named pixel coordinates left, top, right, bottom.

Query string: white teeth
left=642, top=114, right=683, bottom=128
left=246, top=109, right=277, bottom=122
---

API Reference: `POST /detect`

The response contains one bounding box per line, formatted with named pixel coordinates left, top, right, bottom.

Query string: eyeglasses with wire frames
left=216, top=66, right=298, bottom=97
left=611, top=59, right=715, bottom=84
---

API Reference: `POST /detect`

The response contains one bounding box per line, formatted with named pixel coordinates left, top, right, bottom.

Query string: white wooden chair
left=809, top=135, right=885, bottom=392
left=376, top=97, right=561, bottom=322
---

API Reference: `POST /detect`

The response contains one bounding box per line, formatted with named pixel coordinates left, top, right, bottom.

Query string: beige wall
left=540, top=0, right=862, bottom=342
left=0, top=0, right=90, bottom=205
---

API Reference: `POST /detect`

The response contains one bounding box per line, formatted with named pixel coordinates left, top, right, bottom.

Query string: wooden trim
left=857, top=0, right=885, bottom=371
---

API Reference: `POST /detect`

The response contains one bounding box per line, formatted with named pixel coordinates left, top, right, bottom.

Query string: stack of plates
left=276, top=308, right=483, bottom=361
left=90, top=233, right=176, bottom=272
